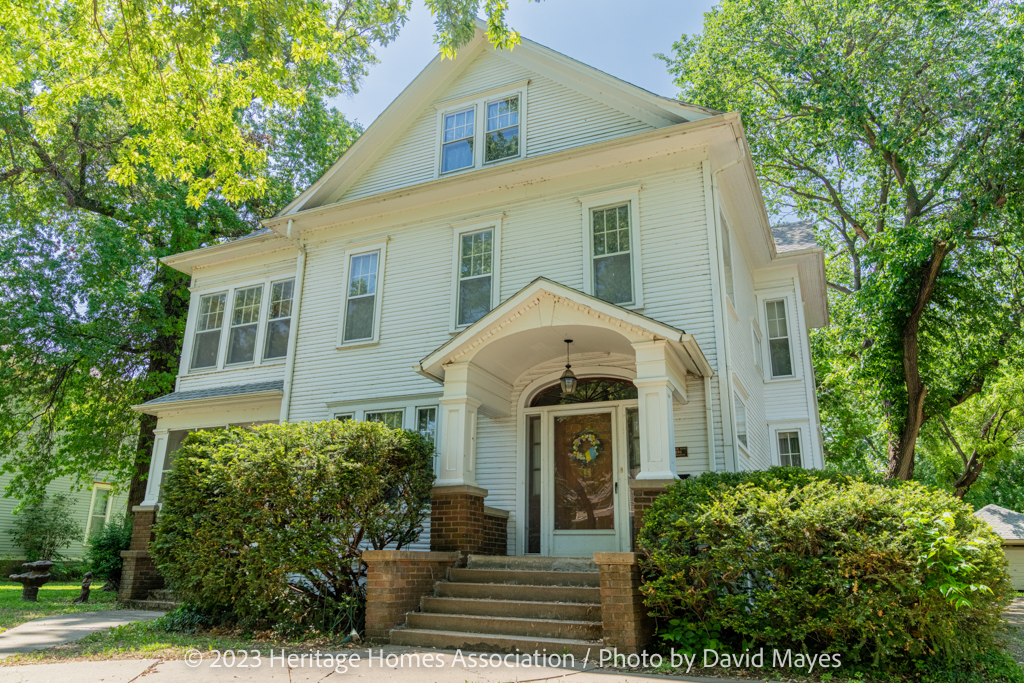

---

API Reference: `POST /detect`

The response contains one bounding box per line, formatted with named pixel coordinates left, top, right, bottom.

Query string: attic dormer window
left=485, top=97, right=519, bottom=162
left=442, top=108, right=475, bottom=173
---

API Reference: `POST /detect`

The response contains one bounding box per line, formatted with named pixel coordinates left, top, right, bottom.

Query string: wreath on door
left=571, top=429, right=603, bottom=463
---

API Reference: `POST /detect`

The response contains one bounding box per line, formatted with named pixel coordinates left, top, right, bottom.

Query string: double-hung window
left=485, top=97, right=519, bottom=163
left=416, top=407, right=438, bottom=444
left=734, top=393, right=748, bottom=450
left=343, top=250, right=381, bottom=343
left=85, top=484, right=113, bottom=542
left=227, top=285, right=263, bottom=365
left=263, top=279, right=294, bottom=360
left=591, top=204, right=634, bottom=305
left=765, top=299, right=794, bottom=377
left=458, top=229, right=494, bottom=326
left=441, top=108, right=475, bottom=173
left=778, top=430, right=802, bottom=467
left=191, top=293, right=226, bottom=370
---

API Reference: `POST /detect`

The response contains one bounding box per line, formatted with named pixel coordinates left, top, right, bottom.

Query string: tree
left=6, top=492, right=83, bottom=561
left=662, top=0, right=1024, bottom=480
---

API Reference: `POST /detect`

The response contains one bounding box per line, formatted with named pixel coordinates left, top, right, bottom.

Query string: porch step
left=406, top=612, right=601, bottom=640
left=435, top=581, right=601, bottom=604
left=120, top=599, right=178, bottom=611
left=449, top=568, right=600, bottom=587
left=389, top=628, right=601, bottom=659
left=421, top=596, right=600, bottom=621
left=391, top=556, right=603, bottom=656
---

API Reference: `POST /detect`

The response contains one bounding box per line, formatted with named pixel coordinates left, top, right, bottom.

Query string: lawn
left=0, top=581, right=118, bottom=634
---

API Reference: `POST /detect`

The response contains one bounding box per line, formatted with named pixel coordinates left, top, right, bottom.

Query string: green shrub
left=6, top=492, right=83, bottom=561
left=85, top=513, right=132, bottom=589
left=151, top=420, right=435, bottom=636
left=638, top=468, right=1014, bottom=670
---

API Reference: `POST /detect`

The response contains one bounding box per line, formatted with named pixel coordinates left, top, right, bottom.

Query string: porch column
left=140, top=428, right=169, bottom=506
left=632, top=340, right=686, bottom=481
left=436, top=397, right=480, bottom=487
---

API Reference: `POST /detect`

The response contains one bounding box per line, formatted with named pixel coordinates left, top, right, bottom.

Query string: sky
left=333, top=1, right=719, bottom=128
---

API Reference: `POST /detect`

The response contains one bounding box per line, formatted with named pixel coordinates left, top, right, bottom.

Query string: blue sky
left=333, top=1, right=719, bottom=128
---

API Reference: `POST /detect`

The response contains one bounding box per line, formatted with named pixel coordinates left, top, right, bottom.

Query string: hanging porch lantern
left=560, top=339, right=577, bottom=395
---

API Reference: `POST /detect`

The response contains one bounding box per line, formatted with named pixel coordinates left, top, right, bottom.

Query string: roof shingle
left=974, top=504, right=1024, bottom=541
left=142, top=380, right=284, bottom=406
left=771, top=220, right=818, bottom=252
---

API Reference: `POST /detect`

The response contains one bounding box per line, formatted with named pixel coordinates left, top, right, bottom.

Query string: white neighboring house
left=974, top=504, right=1024, bottom=590
left=133, top=24, right=828, bottom=558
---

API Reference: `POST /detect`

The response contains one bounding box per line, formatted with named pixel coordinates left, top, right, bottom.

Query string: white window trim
left=181, top=272, right=296, bottom=376
left=751, top=318, right=763, bottom=373
left=336, top=241, right=388, bottom=348
left=433, top=81, right=529, bottom=178
left=84, top=483, right=114, bottom=543
left=769, top=422, right=809, bottom=468
left=262, top=277, right=296, bottom=361
left=733, top=391, right=750, bottom=457
left=757, top=290, right=802, bottom=382
left=450, top=215, right=503, bottom=332
left=578, top=186, right=644, bottom=309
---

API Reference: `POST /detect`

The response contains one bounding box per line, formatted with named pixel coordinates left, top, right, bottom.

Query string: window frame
left=337, top=241, right=388, bottom=348
left=777, top=429, right=803, bottom=468
left=433, top=80, right=529, bottom=178
left=364, top=409, right=406, bottom=429
left=760, top=293, right=798, bottom=381
left=225, top=283, right=266, bottom=367
left=721, top=212, right=735, bottom=306
left=84, top=483, right=114, bottom=543
left=770, top=423, right=809, bottom=467
left=439, top=105, right=476, bottom=174
left=751, top=318, right=764, bottom=373
left=327, top=397, right=442, bottom=471
left=450, top=215, right=503, bottom=331
left=579, top=186, right=644, bottom=309
left=262, top=277, right=296, bottom=362
left=182, top=271, right=295, bottom=376
left=733, top=391, right=749, bottom=455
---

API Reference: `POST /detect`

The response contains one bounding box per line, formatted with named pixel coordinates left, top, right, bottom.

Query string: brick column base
left=594, top=552, right=654, bottom=655
left=629, top=480, right=673, bottom=550
left=118, top=504, right=165, bottom=602
left=430, top=485, right=488, bottom=554
left=363, top=550, right=460, bottom=643
left=482, top=506, right=509, bottom=555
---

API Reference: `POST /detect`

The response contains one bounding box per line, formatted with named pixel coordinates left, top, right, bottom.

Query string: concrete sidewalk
left=0, top=611, right=165, bottom=659
left=0, top=646, right=765, bottom=682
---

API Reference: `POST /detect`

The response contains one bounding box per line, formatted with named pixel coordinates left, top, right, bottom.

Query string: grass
left=0, top=617, right=353, bottom=666
left=0, top=581, right=118, bottom=634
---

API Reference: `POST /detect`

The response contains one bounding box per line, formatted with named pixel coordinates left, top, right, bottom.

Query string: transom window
left=227, top=285, right=263, bottom=365
left=778, top=430, right=802, bottom=467
left=344, top=251, right=380, bottom=343
left=591, top=204, right=633, bottom=305
left=263, top=279, right=294, bottom=360
left=191, top=292, right=226, bottom=370
left=485, top=97, right=519, bottom=163
left=441, top=107, right=475, bottom=173
left=530, top=377, right=638, bottom=407
left=766, top=299, right=794, bottom=377
left=458, top=228, right=494, bottom=326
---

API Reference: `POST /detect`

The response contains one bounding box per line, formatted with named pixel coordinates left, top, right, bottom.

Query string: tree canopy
left=662, top=0, right=1024, bottom=481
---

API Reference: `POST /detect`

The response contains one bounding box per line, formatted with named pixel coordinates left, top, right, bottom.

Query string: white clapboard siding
left=341, top=48, right=655, bottom=202
left=177, top=364, right=287, bottom=393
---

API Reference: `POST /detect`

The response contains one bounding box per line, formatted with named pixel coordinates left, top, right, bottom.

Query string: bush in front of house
left=638, top=468, right=1015, bottom=672
left=85, top=512, right=132, bottom=590
left=6, top=492, right=83, bottom=562
left=151, top=420, right=435, bottom=637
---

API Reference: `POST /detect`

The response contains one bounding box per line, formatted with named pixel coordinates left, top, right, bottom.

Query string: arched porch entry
left=417, top=278, right=712, bottom=556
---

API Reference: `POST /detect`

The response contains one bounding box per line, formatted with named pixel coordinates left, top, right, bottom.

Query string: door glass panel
left=527, top=415, right=542, bottom=554
left=554, top=413, right=614, bottom=531
left=626, top=407, right=641, bottom=479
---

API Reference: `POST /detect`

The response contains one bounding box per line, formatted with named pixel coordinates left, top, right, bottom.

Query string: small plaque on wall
left=675, top=447, right=688, bottom=458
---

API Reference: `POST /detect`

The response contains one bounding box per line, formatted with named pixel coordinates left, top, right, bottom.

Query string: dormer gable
left=278, top=22, right=717, bottom=216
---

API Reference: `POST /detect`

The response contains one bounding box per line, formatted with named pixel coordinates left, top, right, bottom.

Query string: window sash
left=416, top=407, right=438, bottom=444
left=485, top=97, right=520, bottom=162
left=227, top=285, right=263, bottom=365
left=442, top=107, right=475, bottom=173
left=264, top=279, right=294, bottom=360
left=591, top=204, right=633, bottom=305
left=765, top=299, right=794, bottom=377
left=778, top=430, right=802, bottom=467
left=191, top=292, right=226, bottom=370
left=457, top=228, right=494, bottom=326
left=734, top=394, right=748, bottom=448
left=344, top=251, right=380, bottom=343
left=366, top=410, right=404, bottom=429
left=86, top=486, right=112, bottom=541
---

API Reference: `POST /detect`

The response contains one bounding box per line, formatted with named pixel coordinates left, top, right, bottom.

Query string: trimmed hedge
left=638, top=469, right=1014, bottom=669
left=151, top=420, right=434, bottom=636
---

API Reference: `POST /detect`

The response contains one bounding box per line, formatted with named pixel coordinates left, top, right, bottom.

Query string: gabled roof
left=974, top=504, right=1024, bottom=542
left=275, top=20, right=717, bottom=218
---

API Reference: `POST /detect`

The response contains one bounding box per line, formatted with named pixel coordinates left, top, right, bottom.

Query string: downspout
left=279, top=219, right=307, bottom=423
left=704, top=375, right=717, bottom=472
left=712, top=157, right=743, bottom=473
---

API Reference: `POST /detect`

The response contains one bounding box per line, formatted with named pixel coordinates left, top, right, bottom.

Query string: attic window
left=485, top=97, right=519, bottom=162
left=442, top=107, right=475, bottom=173
left=436, top=82, right=527, bottom=176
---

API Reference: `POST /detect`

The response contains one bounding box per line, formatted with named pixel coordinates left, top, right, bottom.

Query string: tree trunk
left=885, top=241, right=948, bottom=480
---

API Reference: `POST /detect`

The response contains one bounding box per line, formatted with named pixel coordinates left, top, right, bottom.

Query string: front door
left=526, top=405, right=632, bottom=557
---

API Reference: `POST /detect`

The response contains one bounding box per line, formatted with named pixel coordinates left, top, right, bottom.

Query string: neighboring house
left=132, top=23, right=828, bottom=560
left=974, top=504, right=1024, bottom=590
left=0, top=472, right=129, bottom=561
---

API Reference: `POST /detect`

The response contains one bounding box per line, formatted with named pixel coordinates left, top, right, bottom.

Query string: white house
left=132, top=24, right=828, bottom=560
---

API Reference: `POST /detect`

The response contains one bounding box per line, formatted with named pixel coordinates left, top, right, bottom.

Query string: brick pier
left=594, top=552, right=655, bottom=655
left=362, top=550, right=461, bottom=643
left=118, top=504, right=165, bottom=602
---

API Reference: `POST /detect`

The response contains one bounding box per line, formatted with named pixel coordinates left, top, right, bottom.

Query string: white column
left=141, top=428, right=169, bottom=506
left=436, top=362, right=481, bottom=487
left=633, top=340, right=687, bottom=481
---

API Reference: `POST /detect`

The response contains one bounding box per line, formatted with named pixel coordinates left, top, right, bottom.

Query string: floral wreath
left=571, top=429, right=602, bottom=463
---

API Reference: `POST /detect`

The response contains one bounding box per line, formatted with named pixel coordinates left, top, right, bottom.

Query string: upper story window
left=592, top=204, right=633, bottom=305
left=458, top=229, right=493, bottom=326
left=441, top=108, right=475, bottom=173
left=187, top=278, right=295, bottom=373
left=436, top=82, right=527, bottom=176
left=765, top=299, right=794, bottom=377
left=485, top=97, right=519, bottom=163
left=227, top=285, right=263, bottom=365
left=339, top=243, right=387, bottom=346
left=191, top=292, right=226, bottom=370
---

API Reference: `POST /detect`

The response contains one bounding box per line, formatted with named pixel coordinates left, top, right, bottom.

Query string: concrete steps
left=121, top=588, right=180, bottom=612
left=391, top=555, right=603, bottom=656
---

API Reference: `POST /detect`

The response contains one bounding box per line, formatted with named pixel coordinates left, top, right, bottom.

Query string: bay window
left=227, top=285, right=263, bottom=365
left=190, top=292, right=226, bottom=370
